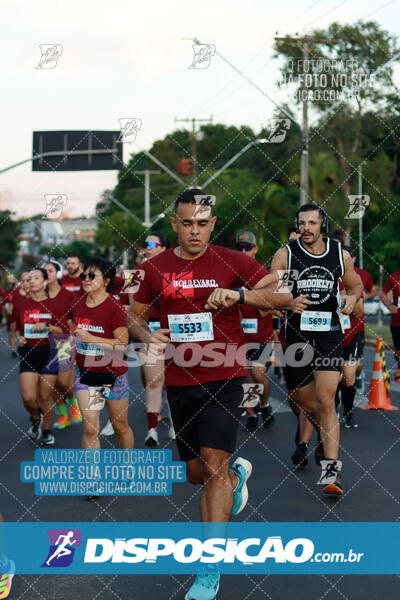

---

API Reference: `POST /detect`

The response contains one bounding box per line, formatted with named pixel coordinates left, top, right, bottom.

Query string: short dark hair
left=83, top=256, right=115, bottom=293
left=66, top=253, right=81, bottom=261
left=297, top=203, right=326, bottom=222
left=174, top=188, right=214, bottom=214
left=147, top=231, right=170, bottom=249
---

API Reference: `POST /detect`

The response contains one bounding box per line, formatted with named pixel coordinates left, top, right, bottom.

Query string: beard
left=68, top=266, right=80, bottom=276
left=301, top=232, right=320, bottom=245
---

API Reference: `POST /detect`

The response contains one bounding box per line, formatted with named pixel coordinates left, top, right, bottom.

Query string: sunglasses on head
left=80, top=271, right=96, bottom=281
left=237, top=243, right=254, bottom=251
left=144, top=241, right=162, bottom=249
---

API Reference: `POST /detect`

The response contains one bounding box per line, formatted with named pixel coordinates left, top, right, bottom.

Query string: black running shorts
left=18, top=345, right=59, bottom=375
left=246, top=342, right=271, bottom=368
left=284, top=331, right=343, bottom=390
left=343, top=331, right=364, bottom=362
left=167, top=376, right=246, bottom=462
left=391, top=326, right=400, bottom=350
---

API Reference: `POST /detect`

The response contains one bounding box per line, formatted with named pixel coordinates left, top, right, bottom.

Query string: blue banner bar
left=0, top=522, right=399, bottom=574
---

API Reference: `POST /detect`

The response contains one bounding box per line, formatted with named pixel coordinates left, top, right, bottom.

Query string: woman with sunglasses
left=71, top=257, right=133, bottom=451
left=14, top=268, right=63, bottom=445
left=143, top=232, right=168, bottom=259
left=45, top=261, right=82, bottom=430
left=139, top=232, right=172, bottom=447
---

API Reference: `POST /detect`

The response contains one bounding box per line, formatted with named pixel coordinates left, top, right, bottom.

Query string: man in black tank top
left=271, top=203, right=362, bottom=496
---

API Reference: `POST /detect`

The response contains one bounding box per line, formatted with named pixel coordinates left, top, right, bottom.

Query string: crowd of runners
left=1, top=190, right=399, bottom=600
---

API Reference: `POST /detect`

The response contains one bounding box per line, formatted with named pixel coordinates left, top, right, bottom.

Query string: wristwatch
left=233, top=287, right=245, bottom=304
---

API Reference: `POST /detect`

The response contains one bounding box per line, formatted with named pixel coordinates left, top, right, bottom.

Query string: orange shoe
left=53, top=414, right=72, bottom=429
left=69, top=402, right=82, bottom=424
left=394, top=368, right=400, bottom=383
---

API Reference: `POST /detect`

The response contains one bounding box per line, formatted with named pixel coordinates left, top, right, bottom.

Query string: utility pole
left=133, top=170, right=160, bottom=227
left=358, top=163, right=363, bottom=269
left=274, top=35, right=335, bottom=205
left=174, top=116, right=213, bottom=186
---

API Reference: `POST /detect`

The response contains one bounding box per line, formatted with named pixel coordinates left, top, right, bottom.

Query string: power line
left=274, top=35, right=336, bottom=206
left=181, top=0, right=325, bottom=117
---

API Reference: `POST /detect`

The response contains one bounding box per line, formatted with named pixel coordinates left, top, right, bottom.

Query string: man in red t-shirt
left=338, top=268, right=365, bottom=429
left=61, top=254, right=84, bottom=295
left=381, top=269, right=400, bottom=381
left=235, top=232, right=275, bottom=431
left=129, top=189, right=299, bottom=599
left=336, top=247, right=376, bottom=393
left=351, top=252, right=376, bottom=391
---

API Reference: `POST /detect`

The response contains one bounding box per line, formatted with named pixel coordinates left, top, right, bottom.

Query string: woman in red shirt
left=72, top=257, right=133, bottom=451
left=45, top=261, right=82, bottom=429
left=10, top=270, right=31, bottom=328
left=14, top=268, right=63, bottom=445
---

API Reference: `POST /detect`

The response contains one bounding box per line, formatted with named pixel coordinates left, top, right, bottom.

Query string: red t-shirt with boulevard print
left=383, top=271, right=400, bottom=327
left=49, top=286, right=77, bottom=333
left=14, top=297, right=56, bottom=347
left=61, top=274, right=84, bottom=295
left=134, top=244, right=269, bottom=387
left=71, top=294, right=128, bottom=376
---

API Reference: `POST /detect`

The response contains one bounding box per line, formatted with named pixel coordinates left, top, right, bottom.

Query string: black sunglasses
left=237, top=243, right=254, bottom=251
left=80, top=271, right=96, bottom=281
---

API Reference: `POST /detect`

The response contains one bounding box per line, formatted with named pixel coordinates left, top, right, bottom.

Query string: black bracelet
left=233, top=287, right=245, bottom=304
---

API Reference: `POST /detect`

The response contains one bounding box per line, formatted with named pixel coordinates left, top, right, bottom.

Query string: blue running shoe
left=185, top=565, right=220, bottom=600
left=231, top=457, right=252, bottom=516
left=0, top=558, right=15, bottom=599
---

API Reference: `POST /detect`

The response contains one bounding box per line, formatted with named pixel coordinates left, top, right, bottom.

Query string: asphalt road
left=1, top=332, right=400, bottom=599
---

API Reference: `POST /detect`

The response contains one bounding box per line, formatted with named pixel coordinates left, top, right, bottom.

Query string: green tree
left=1, top=212, right=20, bottom=267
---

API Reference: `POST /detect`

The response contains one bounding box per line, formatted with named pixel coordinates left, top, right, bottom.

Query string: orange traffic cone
left=362, top=338, right=398, bottom=411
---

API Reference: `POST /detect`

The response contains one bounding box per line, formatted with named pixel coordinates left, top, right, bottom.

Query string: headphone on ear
left=294, top=204, right=330, bottom=234
left=46, top=260, right=63, bottom=279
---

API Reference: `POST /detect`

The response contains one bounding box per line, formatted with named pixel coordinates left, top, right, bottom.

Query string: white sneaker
left=100, top=420, right=114, bottom=436
left=169, top=425, right=176, bottom=440
left=144, top=428, right=158, bottom=447
left=28, top=414, right=43, bottom=441
left=355, top=372, right=366, bottom=394
left=231, top=457, right=252, bottom=516
left=42, top=431, right=56, bottom=445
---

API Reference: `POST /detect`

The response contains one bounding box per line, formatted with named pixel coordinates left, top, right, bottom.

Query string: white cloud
left=1, top=0, right=399, bottom=216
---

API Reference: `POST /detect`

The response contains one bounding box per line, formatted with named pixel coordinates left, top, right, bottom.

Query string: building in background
left=18, top=217, right=98, bottom=255
left=0, top=189, right=13, bottom=212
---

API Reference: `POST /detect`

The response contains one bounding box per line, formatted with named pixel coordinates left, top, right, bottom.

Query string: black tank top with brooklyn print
left=285, top=237, right=344, bottom=338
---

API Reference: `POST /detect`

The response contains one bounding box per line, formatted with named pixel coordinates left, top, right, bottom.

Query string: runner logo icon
left=42, top=529, right=82, bottom=567
left=240, top=383, right=264, bottom=408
